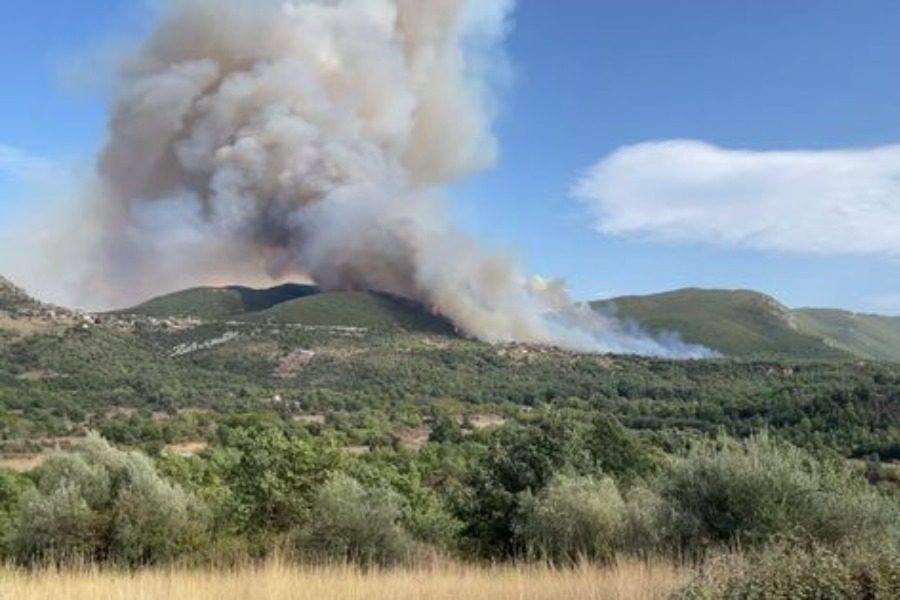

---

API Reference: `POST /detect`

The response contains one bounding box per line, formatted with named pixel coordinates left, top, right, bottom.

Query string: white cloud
left=574, top=139, right=900, bottom=256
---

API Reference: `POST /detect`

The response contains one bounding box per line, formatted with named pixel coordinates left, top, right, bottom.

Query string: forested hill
left=6, top=278, right=900, bottom=362
left=3, top=273, right=900, bottom=578
left=121, top=284, right=454, bottom=333
left=125, top=283, right=900, bottom=362
left=594, top=288, right=900, bottom=362
left=1, top=274, right=900, bottom=467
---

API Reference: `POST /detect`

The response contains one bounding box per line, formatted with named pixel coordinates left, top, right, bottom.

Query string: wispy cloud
left=574, top=140, right=900, bottom=256
left=0, top=144, right=69, bottom=187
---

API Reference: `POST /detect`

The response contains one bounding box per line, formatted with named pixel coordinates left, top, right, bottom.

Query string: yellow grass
left=0, top=454, right=47, bottom=473
left=0, top=560, right=688, bottom=600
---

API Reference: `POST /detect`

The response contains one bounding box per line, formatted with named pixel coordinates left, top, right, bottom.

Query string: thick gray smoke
left=90, top=0, right=711, bottom=358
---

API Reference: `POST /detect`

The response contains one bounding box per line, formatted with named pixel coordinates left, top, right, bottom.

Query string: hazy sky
left=2, top=0, right=900, bottom=313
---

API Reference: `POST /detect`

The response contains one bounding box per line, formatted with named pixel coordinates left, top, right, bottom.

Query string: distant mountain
left=593, top=288, right=900, bottom=361
left=793, top=309, right=900, bottom=363
left=120, top=284, right=454, bottom=333
left=122, top=284, right=319, bottom=320
left=249, top=291, right=454, bottom=332
left=20, top=277, right=898, bottom=361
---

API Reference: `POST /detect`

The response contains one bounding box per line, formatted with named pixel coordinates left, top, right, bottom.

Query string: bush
left=585, top=415, right=665, bottom=481
left=620, top=483, right=670, bottom=556
left=458, top=416, right=593, bottom=558
left=299, top=474, right=412, bottom=567
left=13, top=434, right=208, bottom=565
left=344, top=457, right=462, bottom=551
left=15, top=482, right=98, bottom=563
left=227, top=426, right=343, bottom=534
left=516, top=474, right=625, bottom=564
left=658, top=433, right=899, bottom=555
left=678, top=544, right=900, bottom=599
left=0, top=470, right=30, bottom=559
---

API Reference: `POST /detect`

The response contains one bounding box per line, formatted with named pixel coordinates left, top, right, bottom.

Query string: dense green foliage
left=0, top=469, right=29, bottom=558
left=225, top=426, right=342, bottom=535
left=2, top=279, right=900, bottom=580
left=516, top=474, right=625, bottom=564
left=4, top=316, right=900, bottom=460
left=13, top=435, right=207, bottom=565
left=299, top=474, right=412, bottom=566
left=1, top=419, right=896, bottom=572
left=656, top=434, right=899, bottom=555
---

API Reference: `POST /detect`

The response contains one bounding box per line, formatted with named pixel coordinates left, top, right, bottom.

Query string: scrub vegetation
left=2, top=279, right=900, bottom=598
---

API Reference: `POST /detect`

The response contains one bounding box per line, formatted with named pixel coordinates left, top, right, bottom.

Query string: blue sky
left=2, top=0, right=900, bottom=313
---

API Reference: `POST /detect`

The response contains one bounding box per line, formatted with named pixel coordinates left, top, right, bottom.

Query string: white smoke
left=83, top=0, right=710, bottom=357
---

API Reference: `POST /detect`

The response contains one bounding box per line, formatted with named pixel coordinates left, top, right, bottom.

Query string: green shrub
left=348, top=459, right=461, bottom=551
left=678, top=544, right=900, bottom=599
left=299, top=474, right=412, bottom=567
left=620, top=483, right=670, bottom=556
left=659, top=433, right=899, bottom=555
left=15, top=482, right=98, bottom=563
left=516, top=474, right=625, bottom=564
left=13, top=434, right=208, bottom=566
left=227, top=426, right=343, bottom=534
left=458, top=416, right=594, bottom=558
left=585, top=415, right=666, bottom=482
left=0, top=470, right=30, bottom=559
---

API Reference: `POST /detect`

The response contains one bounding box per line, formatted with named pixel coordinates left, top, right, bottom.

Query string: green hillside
left=0, top=277, right=42, bottom=314
left=122, top=283, right=318, bottom=320
left=794, top=309, right=900, bottom=363
left=249, top=291, right=454, bottom=333
left=124, top=284, right=452, bottom=333
left=593, top=288, right=850, bottom=360
left=122, top=283, right=900, bottom=361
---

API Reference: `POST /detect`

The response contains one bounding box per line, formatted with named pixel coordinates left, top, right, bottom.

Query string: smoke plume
left=88, top=0, right=710, bottom=357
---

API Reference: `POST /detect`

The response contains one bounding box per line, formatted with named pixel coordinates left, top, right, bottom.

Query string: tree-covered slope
left=248, top=291, right=454, bottom=333
left=121, top=284, right=319, bottom=320
left=123, top=284, right=453, bottom=333
left=117, top=283, right=900, bottom=361
left=3, top=274, right=900, bottom=461
left=593, top=289, right=851, bottom=360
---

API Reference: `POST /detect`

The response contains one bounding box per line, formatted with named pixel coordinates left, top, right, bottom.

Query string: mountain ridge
left=594, top=288, right=900, bottom=362
left=5, top=276, right=900, bottom=361
left=119, top=283, right=454, bottom=333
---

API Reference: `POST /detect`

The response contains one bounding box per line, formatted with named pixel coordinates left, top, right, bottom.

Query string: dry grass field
left=0, top=560, right=688, bottom=600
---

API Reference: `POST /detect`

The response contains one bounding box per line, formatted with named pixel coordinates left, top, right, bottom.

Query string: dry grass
left=0, top=454, right=47, bottom=472
left=162, top=441, right=209, bottom=457
left=0, top=560, right=687, bottom=600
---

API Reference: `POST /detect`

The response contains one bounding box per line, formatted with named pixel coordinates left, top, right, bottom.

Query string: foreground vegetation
left=5, top=318, right=900, bottom=460
left=1, top=426, right=898, bottom=597
left=3, top=279, right=900, bottom=597
left=680, top=545, right=900, bottom=599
